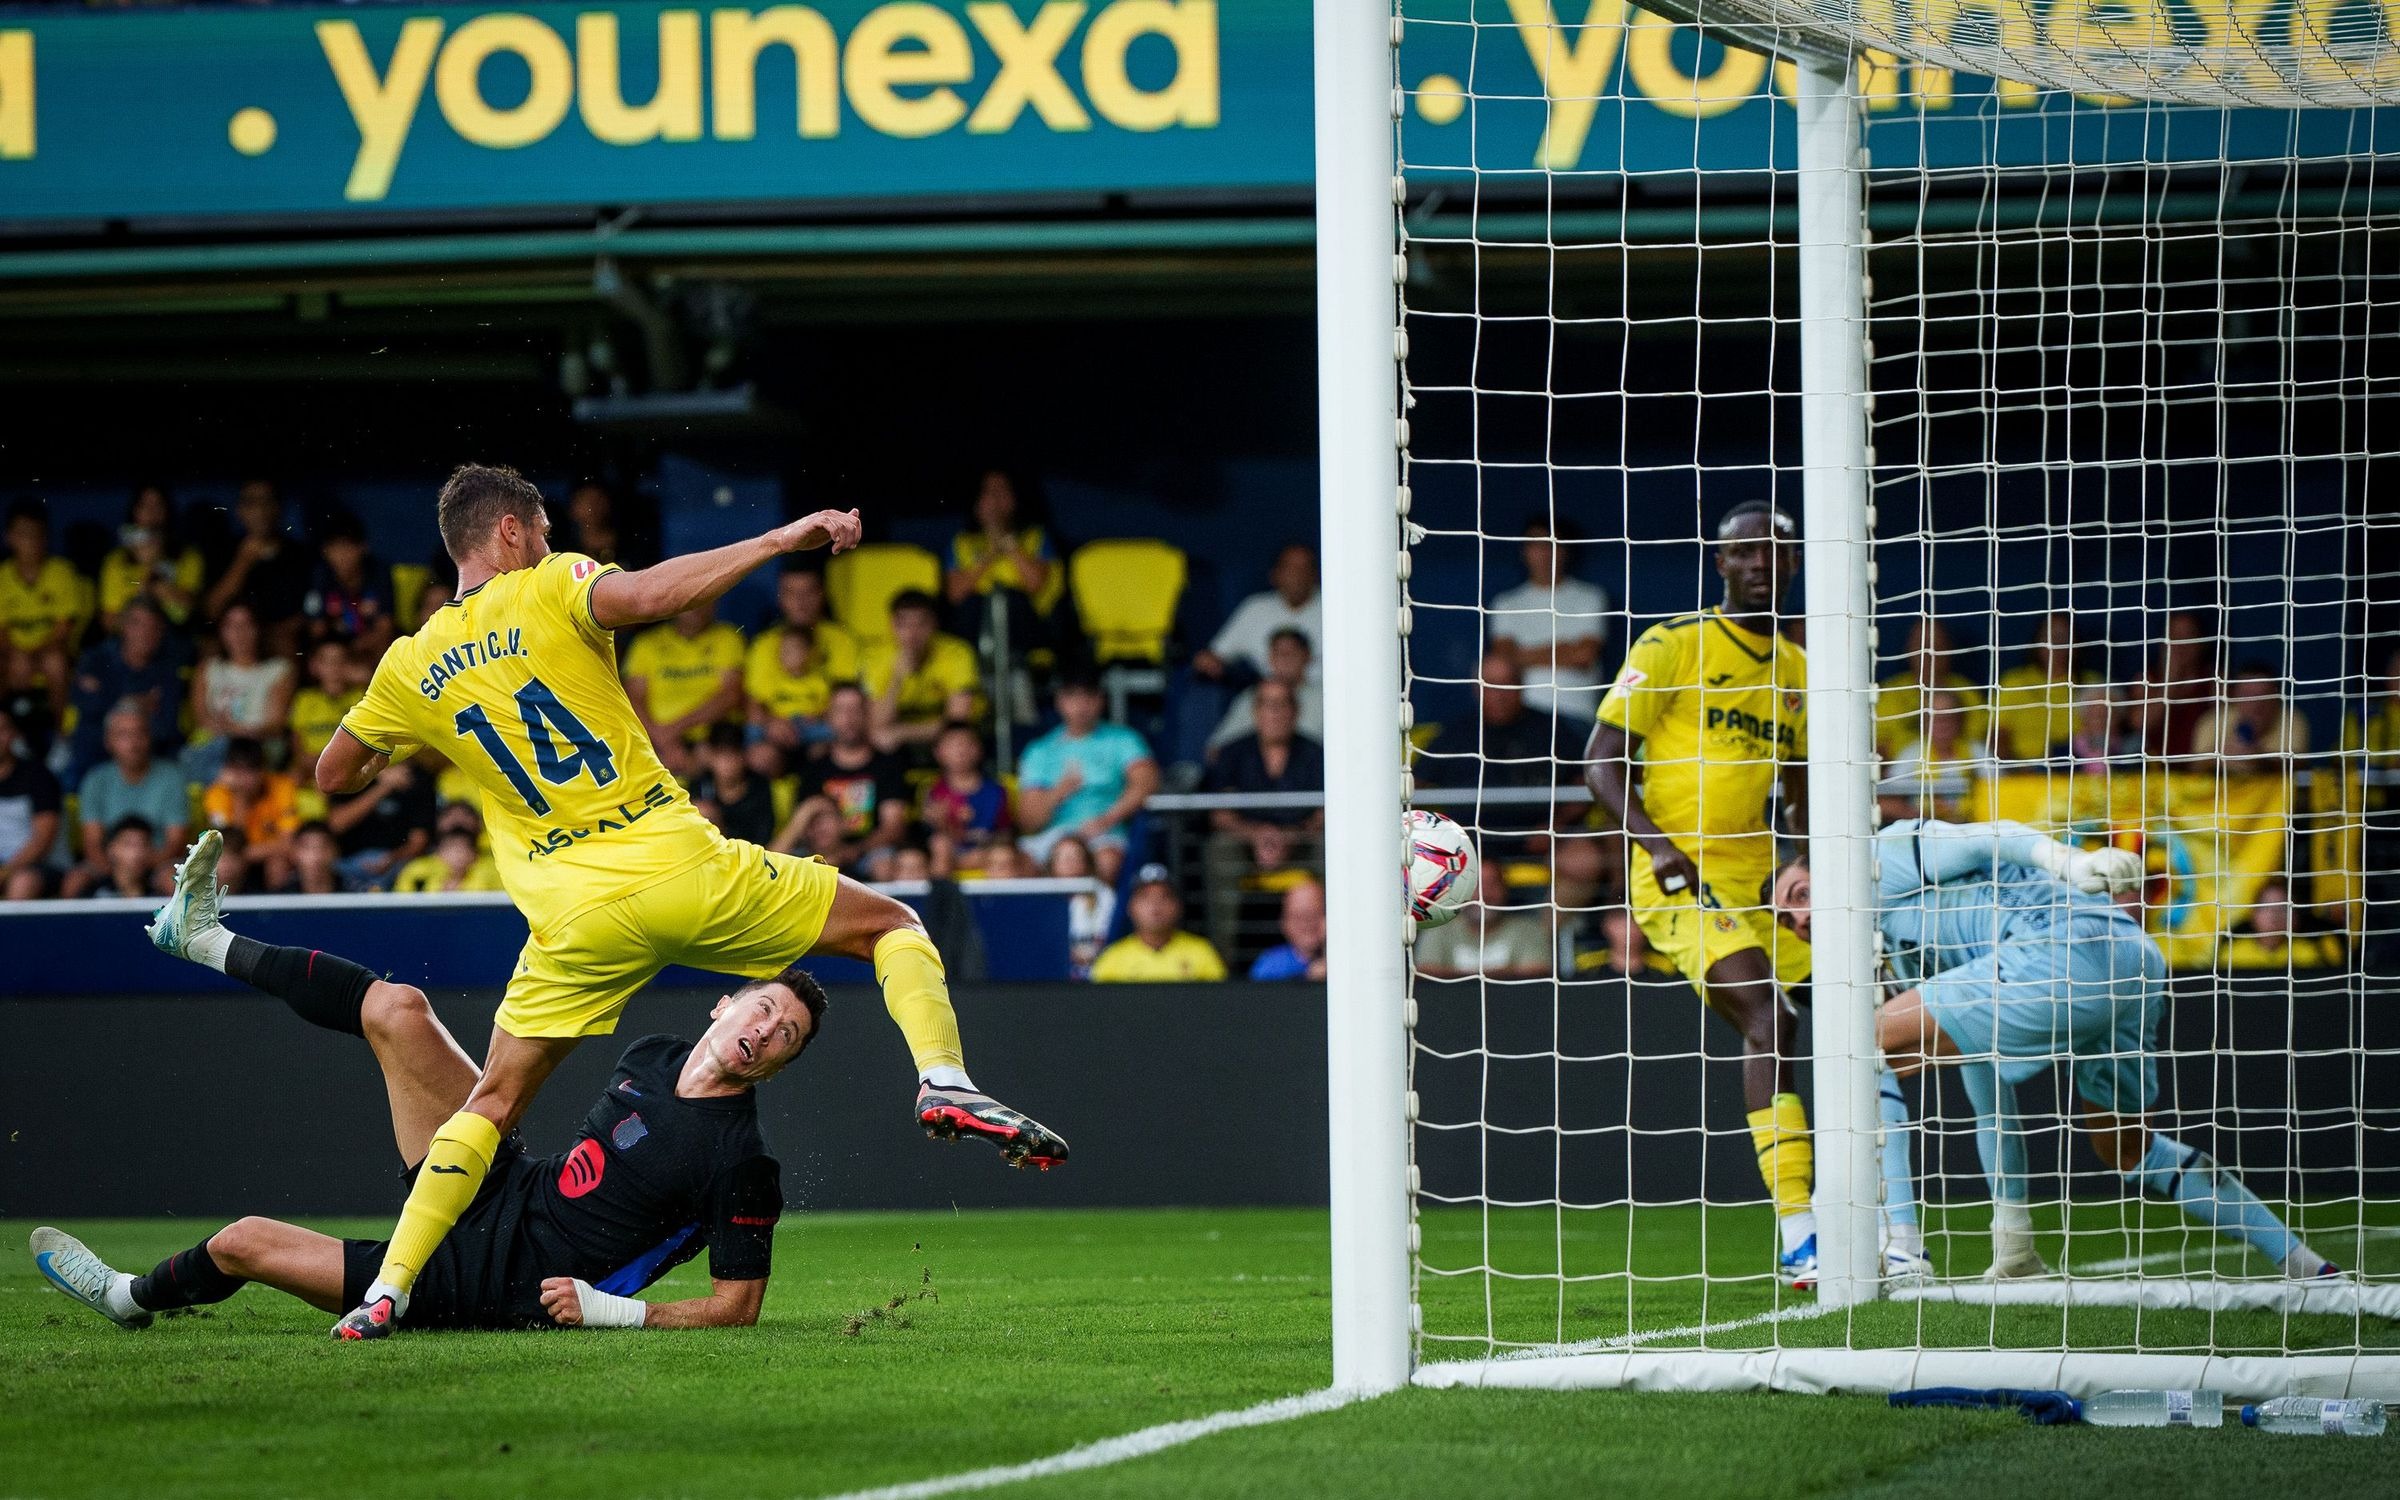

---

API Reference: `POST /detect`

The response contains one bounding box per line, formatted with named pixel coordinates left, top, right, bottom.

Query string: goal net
left=1337, top=0, right=2400, bottom=1397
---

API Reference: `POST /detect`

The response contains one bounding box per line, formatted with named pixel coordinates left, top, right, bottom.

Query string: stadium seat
left=391, top=562, right=431, bottom=629
left=826, top=543, right=941, bottom=644
left=1070, top=540, right=1186, bottom=719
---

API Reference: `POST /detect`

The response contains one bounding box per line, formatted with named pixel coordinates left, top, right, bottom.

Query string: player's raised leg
left=2078, top=1101, right=2336, bottom=1280
left=812, top=876, right=1068, bottom=1168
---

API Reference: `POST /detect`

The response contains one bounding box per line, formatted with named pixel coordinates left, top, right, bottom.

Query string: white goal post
left=1316, top=0, right=2400, bottom=1399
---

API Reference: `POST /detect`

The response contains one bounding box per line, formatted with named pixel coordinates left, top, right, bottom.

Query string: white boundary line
left=804, top=1386, right=1374, bottom=1500
left=805, top=1303, right=1824, bottom=1500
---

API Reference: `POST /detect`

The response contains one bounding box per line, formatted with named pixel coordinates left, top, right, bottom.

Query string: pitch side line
left=805, top=1387, right=1373, bottom=1500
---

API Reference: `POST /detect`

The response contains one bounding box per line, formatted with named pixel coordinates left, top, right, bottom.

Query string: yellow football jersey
left=0, top=557, right=93, bottom=651
left=623, top=620, right=745, bottom=738
left=860, top=633, right=982, bottom=722
left=1595, top=609, right=1805, bottom=883
left=289, top=685, right=362, bottom=760
left=744, top=649, right=835, bottom=722
left=746, top=620, right=860, bottom=686
left=341, top=551, right=723, bottom=931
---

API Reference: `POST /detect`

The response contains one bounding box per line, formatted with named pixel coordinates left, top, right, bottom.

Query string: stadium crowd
left=0, top=484, right=2385, bottom=981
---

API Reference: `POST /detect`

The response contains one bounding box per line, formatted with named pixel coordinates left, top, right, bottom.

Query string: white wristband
left=570, top=1279, right=648, bottom=1329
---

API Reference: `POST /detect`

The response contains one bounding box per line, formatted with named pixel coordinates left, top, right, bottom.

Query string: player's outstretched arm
left=591, top=509, right=862, bottom=632
left=317, top=726, right=392, bottom=796
left=539, top=1274, right=766, bottom=1329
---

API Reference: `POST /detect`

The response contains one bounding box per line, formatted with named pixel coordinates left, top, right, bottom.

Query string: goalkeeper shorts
left=1918, top=908, right=2164, bottom=1114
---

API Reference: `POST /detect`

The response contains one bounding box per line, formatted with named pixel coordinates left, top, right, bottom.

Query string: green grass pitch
left=5, top=1207, right=2394, bottom=1499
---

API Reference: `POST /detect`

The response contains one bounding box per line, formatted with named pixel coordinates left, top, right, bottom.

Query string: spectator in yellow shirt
left=288, top=637, right=362, bottom=782
left=863, top=589, right=982, bottom=750
left=1876, top=617, right=1988, bottom=761
left=98, top=484, right=204, bottom=631
left=2, top=499, right=94, bottom=716
left=945, top=469, right=1064, bottom=621
left=201, top=737, right=302, bottom=888
left=1991, top=611, right=2095, bottom=761
left=1090, top=865, right=1228, bottom=983
left=751, top=564, right=859, bottom=683
left=393, top=823, right=504, bottom=893
left=745, top=615, right=838, bottom=758
left=625, top=604, right=745, bottom=774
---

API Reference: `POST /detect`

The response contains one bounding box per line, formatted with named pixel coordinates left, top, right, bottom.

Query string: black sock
left=224, top=936, right=374, bottom=1037
left=130, top=1241, right=247, bottom=1312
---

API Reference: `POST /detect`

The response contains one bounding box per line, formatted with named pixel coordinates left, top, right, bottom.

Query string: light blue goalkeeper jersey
left=1874, top=819, right=2126, bottom=986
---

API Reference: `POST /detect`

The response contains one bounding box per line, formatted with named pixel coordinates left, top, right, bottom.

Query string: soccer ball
left=1404, top=809, right=1478, bottom=929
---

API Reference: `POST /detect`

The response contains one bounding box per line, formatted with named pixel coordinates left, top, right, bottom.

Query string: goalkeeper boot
left=1776, top=1234, right=1819, bottom=1291
left=30, top=1227, right=151, bottom=1330
left=331, top=1292, right=405, bottom=1341
left=147, top=829, right=225, bottom=961
left=916, top=1083, right=1069, bottom=1171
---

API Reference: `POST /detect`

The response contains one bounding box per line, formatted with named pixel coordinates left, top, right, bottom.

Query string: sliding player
left=40, top=885, right=822, bottom=1333
left=1586, top=501, right=1852, bottom=1286
left=1770, top=819, right=2339, bottom=1281
left=152, top=464, right=1064, bottom=1341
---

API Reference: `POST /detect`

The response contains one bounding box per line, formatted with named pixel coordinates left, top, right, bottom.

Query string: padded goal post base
left=1893, top=1278, right=2400, bottom=1320
left=1414, top=1348, right=2400, bottom=1401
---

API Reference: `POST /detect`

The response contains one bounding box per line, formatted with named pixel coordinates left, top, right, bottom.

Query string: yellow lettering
left=2183, top=0, right=2281, bottom=92
left=1913, top=61, right=1954, bottom=109
left=2291, top=0, right=2400, bottom=91
left=711, top=7, right=840, bottom=139
left=0, top=31, right=29, bottom=160
left=1622, top=14, right=1765, bottom=120
left=1082, top=0, right=1218, bottom=132
left=2045, top=0, right=2173, bottom=54
left=843, top=1, right=973, bottom=138
left=1503, top=0, right=1628, bottom=171
left=318, top=18, right=443, bottom=201
left=579, top=11, right=703, bottom=144
left=435, top=13, right=574, bottom=150
left=967, top=2, right=1090, bottom=133
left=1916, top=0, right=2040, bottom=104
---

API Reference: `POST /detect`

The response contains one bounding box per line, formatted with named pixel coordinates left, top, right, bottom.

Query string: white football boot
left=30, top=1227, right=150, bottom=1330
left=147, top=829, right=225, bottom=961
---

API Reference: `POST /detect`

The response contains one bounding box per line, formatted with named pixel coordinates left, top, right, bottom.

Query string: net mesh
left=1393, top=0, right=2400, bottom=1379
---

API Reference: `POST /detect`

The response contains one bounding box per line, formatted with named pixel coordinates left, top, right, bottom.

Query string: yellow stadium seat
left=826, top=543, right=941, bottom=644
left=1069, top=540, right=1186, bottom=666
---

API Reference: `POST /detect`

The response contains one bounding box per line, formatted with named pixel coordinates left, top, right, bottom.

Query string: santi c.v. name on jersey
left=414, top=628, right=530, bottom=702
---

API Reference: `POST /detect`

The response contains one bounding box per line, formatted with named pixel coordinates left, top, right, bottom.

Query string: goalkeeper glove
left=2030, top=838, right=2143, bottom=897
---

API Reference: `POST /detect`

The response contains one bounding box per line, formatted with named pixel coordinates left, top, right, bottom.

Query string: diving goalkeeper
left=1770, top=818, right=2339, bottom=1282
left=34, top=892, right=818, bottom=1333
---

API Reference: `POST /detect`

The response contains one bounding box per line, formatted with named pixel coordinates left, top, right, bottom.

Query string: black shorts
left=341, top=1141, right=543, bottom=1330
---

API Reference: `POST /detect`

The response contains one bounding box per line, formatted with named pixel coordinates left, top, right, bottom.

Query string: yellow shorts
left=1628, top=856, right=1812, bottom=993
left=495, top=840, right=843, bottom=1039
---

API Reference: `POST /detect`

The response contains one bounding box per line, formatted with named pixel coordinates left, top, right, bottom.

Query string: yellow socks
left=1747, top=1091, right=1815, bottom=1220
left=872, top=928, right=968, bottom=1083
left=371, top=1109, right=502, bottom=1296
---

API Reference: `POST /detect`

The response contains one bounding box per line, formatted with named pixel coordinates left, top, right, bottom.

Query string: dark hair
left=1267, top=627, right=1312, bottom=656
left=7, top=497, right=47, bottom=530
left=706, top=722, right=747, bottom=752
left=319, top=511, right=366, bottom=547
left=745, top=963, right=830, bottom=1059
left=936, top=720, right=986, bottom=749
left=294, top=819, right=336, bottom=844
left=1522, top=514, right=1584, bottom=545
left=828, top=680, right=868, bottom=703
left=437, top=464, right=547, bottom=561
left=889, top=588, right=939, bottom=618
left=1055, top=667, right=1102, bottom=696
left=1716, top=500, right=1795, bottom=542
left=223, top=737, right=266, bottom=772
left=107, top=813, right=157, bottom=844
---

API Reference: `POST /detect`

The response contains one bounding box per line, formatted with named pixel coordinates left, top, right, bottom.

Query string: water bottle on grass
left=2239, top=1397, right=2388, bottom=1437
left=2080, top=1389, right=2225, bottom=1427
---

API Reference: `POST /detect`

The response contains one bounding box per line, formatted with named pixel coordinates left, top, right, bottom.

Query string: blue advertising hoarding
left=0, top=0, right=2389, bottom=226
